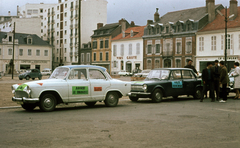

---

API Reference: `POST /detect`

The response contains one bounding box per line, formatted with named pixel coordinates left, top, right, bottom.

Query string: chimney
left=8, top=11, right=11, bottom=16
left=17, top=5, right=19, bottom=16
left=58, top=0, right=61, bottom=3
left=119, top=18, right=127, bottom=32
left=154, top=8, right=160, bottom=22
left=97, top=23, right=103, bottom=29
left=206, top=0, right=215, bottom=22
left=147, top=20, right=153, bottom=25
left=229, top=0, right=238, bottom=20
left=130, top=21, right=135, bottom=27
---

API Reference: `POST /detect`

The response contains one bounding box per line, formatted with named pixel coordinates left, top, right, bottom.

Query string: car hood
left=13, top=79, right=66, bottom=89
left=131, top=80, right=162, bottom=85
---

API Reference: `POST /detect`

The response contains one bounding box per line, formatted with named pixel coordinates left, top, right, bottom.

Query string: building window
left=57, top=23, right=59, bottom=27
left=147, top=59, right=152, bottom=69
left=8, top=49, right=12, bottom=55
left=121, top=44, right=124, bottom=56
left=147, top=45, right=152, bottom=54
left=176, top=42, right=182, bottom=54
left=65, top=57, right=67, bottom=62
left=186, top=38, right=192, bottom=54
left=28, top=49, right=32, bottom=56
left=57, top=14, right=59, bottom=19
left=44, top=50, right=48, bottom=56
left=36, top=49, right=40, bottom=56
left=129, top=44, right=132, bottom=55
left=65, top=12, right=67, bottom=17
left=81, top=53, right=84, bottom=63
left=113, top=61, right=117, bottom=68
left=57, top=57, right=58, bottom=62
left=65, top=21, right=67, bottom=26
left=155, top=59, right=160, bottom=68
left=176, top=59, right=181, bottom=68
left=57, top=6, right=59, bottom=10
left=19, top=49, right=23, bottom=56
left=156, top=44, right=160, bottom=54
left=75, top=56, right=77, bottom=62
left=0, top=48, right=1, bottom=55
left=86, top=53, right=90, bottom=63
left=106, top=52, right=109, bottom=61
left=100, top=40, right=103, bottom=49
left=28, top=38, right=32, bottom=44
left=9, top=36, right=12, bottom=42
left=93, top=40, right=97, bottom=49
left=100, top=52, right=103, bottom=61
left=113, top=45, right=117, bottom=56
left=211, top=36, right=216, bottom=51
left=136, top=43, right=140, bottom=54
left=64, top=39, right=67, bottom=44
left=105, top=39, right=109, bottom=48
left=93, top=52, right=96, bottom=61
left=199, top=37, right=204, bottom=51
left=65, top=3, right=67, bottom=8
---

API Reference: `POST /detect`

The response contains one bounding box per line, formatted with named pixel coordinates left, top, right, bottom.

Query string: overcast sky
left=0, top=0, right=236, bottom=25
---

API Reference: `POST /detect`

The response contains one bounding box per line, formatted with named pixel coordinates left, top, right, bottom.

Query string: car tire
left=129, top=97, right=139, bottom=102
left=104, top=92, right=119, bottom=107
left=21, top=103, right=37, bottom=111
left=32, top=78, right=35, bottom=80
left=151, top=88, right=163, bottom=103
left=39, top=94, right=56, bottom=112
left=85, top=102, right=97, bottom=107
left=38, top=77, right=42, bottom=80
left=194, top=87, right=202, bottom=100
left=26, top=76, right=30, bottom=80
left=19, top=78, right=23, bottom=80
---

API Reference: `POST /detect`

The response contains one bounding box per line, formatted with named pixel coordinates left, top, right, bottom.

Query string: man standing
left=219, top=61, right=229, bottom=103
left=184, top=59, right=198, bottom=75
left=200, top=62, right=214, bottom=102
left=212, top=60, right=221, bottom=101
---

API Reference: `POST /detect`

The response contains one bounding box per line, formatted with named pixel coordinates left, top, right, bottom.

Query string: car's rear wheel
left=39, top=94, right=56, bottom=112
left=19, top=78, right=22, bottom=80
left=26, top=76, right=30, bottom=80
left=129, top=97, right=139, bottom=102
left=194, top=87, right=202, bottom=99
left=151, top=89, right=163, bottom=103
left=85, top=102, right=97, bottom=107
left=38, top=77, right=42, bottom=80
left=32, top=78, right=35, bottom=80
left=104, top=92, right=119, bottom=107
left=21, top=103, right=37, bottom=111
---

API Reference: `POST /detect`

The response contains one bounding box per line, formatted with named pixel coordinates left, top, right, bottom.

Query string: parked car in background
left=118, top=70, right=132, bottom=76
left=12, top=65, right=131, bottom=112
left=133, top=69, right=151, bottom=77
left=128, top=68, right=202, bottom=102
left=18, top=69, right=42, bottom=80
left=229, top=68, right=235, bottom=92
left=41, top=69, right=52, bottom=75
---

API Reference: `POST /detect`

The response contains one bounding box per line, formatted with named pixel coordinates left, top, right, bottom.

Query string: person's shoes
left=219, top=100, right=226, bottom=103
left=200, top=100, right=203, bottom=102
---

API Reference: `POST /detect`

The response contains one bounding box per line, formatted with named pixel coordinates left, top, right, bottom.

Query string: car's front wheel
left=38, top=77, right=42, bottom=80
left=104, top=92, right=119, bottom=107
left=21, top=103, right=37, bottom=111
left=151, top=88, right=163, bottom=103
left=19, top=78, right=22, bottom=80
left=26, top=76, right=30, bottom=80
left=129, top=97, right=139, bottom=102
left=39, top=94, right=56, bottom=112
left=32, top=78, right=35, bottom=80
left=85, top=102, right=97, bottom=107
left=194, top=87, right=202, bottom=99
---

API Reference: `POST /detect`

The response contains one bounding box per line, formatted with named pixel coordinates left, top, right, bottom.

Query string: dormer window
left=28, top=38, right=32, bottom=44
left=9, top=36, right=12, bottom=42
left=130, top=30, right=133, bottom=37
left=166, top=26, right=169, bottom=33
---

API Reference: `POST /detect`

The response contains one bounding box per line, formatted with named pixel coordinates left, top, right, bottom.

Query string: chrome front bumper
left=12, top=97, right=39, bottom=104
left=128, top=92, right=151, bottom=96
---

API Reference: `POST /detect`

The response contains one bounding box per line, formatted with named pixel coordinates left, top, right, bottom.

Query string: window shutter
left=152, top=45, right=155, bottom=54
left=145, top=45, right=148, bottom=54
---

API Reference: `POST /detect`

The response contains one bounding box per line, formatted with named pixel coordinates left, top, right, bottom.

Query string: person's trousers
left=221, top=84, right=227, bottom=101
left=201, top=81, right=214, bottom=101
left=213, top=80, right=220, bottom=100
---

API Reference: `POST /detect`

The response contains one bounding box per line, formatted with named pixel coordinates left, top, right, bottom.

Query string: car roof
left=152, top=68, right=193, bottom=71
left=60, top=65, right=106, bottom=71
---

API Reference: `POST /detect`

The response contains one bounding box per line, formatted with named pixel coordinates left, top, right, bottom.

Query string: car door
left=182, top=70, right=196, bottom=95
left=31, top=69, right=38, bottom=78
left=67, top=68, right=91, bottom=102
left=168, top=70, right=184, bottom=96
left=89, top=69, right=111, bottom=101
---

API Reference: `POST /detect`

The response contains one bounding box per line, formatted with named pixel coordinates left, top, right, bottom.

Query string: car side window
left=170, top=70, right=182, bottom=80
left=89, top=69, right=106, bottom=79
left=68, top=69, right=87, bottom=80
left=182, top=70, right=194, bottom=79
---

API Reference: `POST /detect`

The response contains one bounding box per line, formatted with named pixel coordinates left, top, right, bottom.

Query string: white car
left=12, top=65, right=131, bottom=112
left=41, top=69, right=52, bottom=75
left=133, top=70, right=151, bottom=77
left=118, top=70, right=132, bottom=76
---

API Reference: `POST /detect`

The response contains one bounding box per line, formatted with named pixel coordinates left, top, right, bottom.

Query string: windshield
left=104, top=71, right=112, bottom=79
left=49, top=67, right=69, bottom=79
left=146, top=70, right=170, bottom=80
left=142, top=70, right=150, bottom=73
left=26, top=70, right=31, bottom=73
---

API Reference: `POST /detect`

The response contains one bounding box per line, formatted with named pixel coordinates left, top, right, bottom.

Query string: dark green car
left=128, top=68, right=202, bottom=102
left=18, top=69, right=42, bottom=80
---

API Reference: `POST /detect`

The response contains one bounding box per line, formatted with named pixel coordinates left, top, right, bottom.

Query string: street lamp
left=217, top=7, right=234, bottom=68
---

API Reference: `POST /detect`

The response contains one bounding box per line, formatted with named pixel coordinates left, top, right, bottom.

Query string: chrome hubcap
left=44, top=98, right=53, bottom=108
left=156, top=92, right=161, bottom=100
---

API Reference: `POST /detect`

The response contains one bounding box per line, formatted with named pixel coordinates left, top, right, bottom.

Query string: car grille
left=14, top=91, right=29, bottom=98
left=131, top=85, right=143, bottom=91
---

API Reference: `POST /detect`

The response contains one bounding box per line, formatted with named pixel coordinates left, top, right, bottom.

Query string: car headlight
left=11, top=86, right=15, bottom=94
left=143, top=84, right=147, bottom=90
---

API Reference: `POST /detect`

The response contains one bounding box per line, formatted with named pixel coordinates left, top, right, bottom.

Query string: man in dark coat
left=212, top=60, right=221, bottom=101
left=219, top=61, right=229, bottom=103
left=184, top=59, right=198, bottom=75
left=200, top=62, right=215, bottom=102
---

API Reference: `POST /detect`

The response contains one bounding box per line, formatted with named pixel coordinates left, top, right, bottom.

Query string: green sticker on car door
left=72, top=86, right=88, bottom=95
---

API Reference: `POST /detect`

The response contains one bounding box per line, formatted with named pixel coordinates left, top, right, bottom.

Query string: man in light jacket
left=231, top=62, right=240, bottom=99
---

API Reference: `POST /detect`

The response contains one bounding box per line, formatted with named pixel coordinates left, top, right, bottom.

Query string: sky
left=0, top=0, right=236, bottom=25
